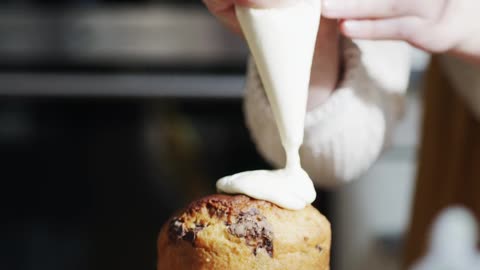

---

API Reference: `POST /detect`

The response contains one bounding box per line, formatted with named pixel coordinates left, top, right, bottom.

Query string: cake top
left=168, top=194, right=277, bottom=256
left=158, top=194, right=331, bottom=270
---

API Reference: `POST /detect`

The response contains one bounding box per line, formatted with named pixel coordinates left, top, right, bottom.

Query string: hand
left=203, top=0, right=341, bottom=109
left=202, top=0, right=297, bottom=34
left=322, top=0, right=480, bottom=63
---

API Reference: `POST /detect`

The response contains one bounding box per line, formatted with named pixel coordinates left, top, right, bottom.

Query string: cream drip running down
left=216, top=0, right=321, bottom=210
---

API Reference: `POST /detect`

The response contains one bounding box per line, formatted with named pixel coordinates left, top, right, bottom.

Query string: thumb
left=203, top=0, right=243, bottom=34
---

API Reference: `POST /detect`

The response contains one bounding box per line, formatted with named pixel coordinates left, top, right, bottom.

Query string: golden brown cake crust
left=157, top=194, right=331, bottom=270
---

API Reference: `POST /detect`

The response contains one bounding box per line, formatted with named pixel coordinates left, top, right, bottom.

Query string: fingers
left=340, top=17, right=459, bottom=53
left=218, top=8, right=244, bottom=35
left=203, top=0, right=233, bottom=13
left=340, top=17, right=422, bottom=41
left=322, top=0, right=418, bottom=19
left=234, top=0, right=298, bottom=8
left=203, top=0, right=243, bottom=34
left=203, top=0, right=304, bottom=35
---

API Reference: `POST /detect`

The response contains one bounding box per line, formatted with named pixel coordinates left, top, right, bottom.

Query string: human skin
left=322, top=0, right=480, bottom=64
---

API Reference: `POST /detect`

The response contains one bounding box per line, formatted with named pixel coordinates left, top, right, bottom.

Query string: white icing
left=216, top=0, right=321, bottom=210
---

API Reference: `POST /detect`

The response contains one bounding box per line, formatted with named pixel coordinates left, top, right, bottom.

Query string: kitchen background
left=0, top=1, right=430, bottom=270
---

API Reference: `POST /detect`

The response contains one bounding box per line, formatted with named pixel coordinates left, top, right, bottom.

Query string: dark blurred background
left=0, top=1, right=334, bottom=269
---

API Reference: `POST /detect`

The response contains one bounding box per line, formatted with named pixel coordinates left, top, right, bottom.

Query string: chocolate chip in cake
left=227, top=208, right=274, bottom=258
left=168, top=218, right=186, bottom=242
left=183, top=230, right=196, bottom=243
left=205, top=201, right=230, bottom=219
left=168, top=217, right=205, bottom=246
left=315, top=245, right=323, bottom=252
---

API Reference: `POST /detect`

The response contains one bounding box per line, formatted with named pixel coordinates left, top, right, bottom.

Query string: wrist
left=307, top=19, right=341, bottom=110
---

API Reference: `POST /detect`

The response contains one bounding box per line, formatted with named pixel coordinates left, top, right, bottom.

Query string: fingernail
left=322, top=0, right=345, bottom=15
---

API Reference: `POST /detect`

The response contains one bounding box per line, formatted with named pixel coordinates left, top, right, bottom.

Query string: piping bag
left=217, top=0, right=322, bottom=210
left=235, top=0, right=321, bottom=151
